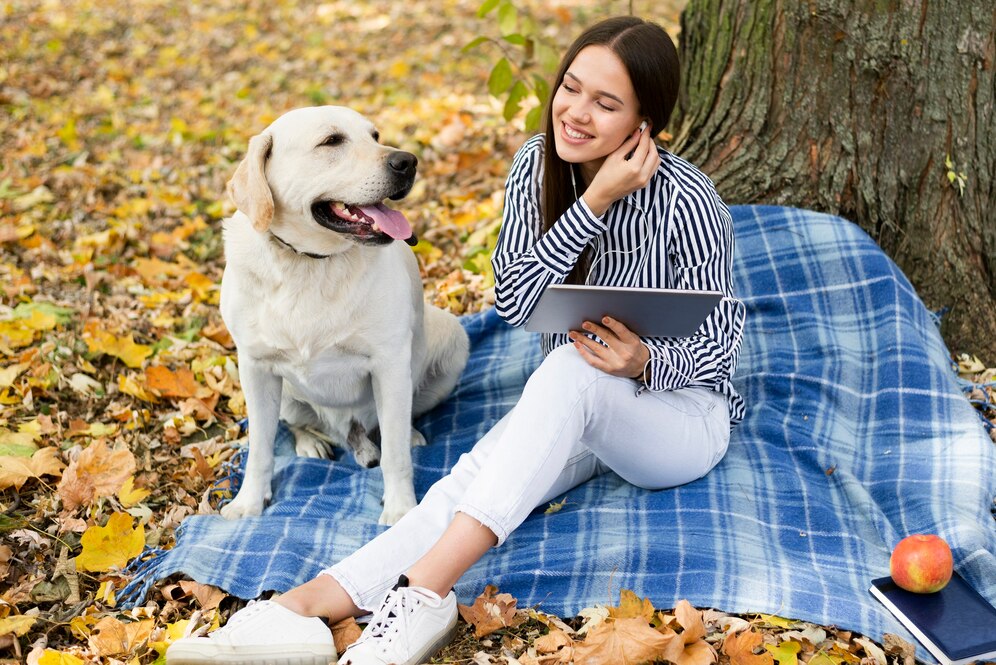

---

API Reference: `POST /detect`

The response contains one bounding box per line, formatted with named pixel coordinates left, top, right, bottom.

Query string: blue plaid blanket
left=121, top=206, right=995, bottom=661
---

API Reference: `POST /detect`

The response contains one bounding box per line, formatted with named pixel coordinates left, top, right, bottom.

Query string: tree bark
left=671, top=0, right=996, bottom=357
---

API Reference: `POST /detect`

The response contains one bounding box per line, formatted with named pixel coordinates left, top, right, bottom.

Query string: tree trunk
left=671, top=0, right=996, bottom=357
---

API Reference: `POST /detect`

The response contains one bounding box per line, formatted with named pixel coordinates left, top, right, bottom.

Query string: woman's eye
left=562, top=84, right=578, bottom=93
left=597, top=103, right=616, bottom=111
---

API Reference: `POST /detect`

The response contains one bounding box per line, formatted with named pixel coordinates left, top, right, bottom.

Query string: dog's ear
left=227, top=133, right=274, bottom=233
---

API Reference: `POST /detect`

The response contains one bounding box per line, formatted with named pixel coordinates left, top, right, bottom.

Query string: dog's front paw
left=219, top=491, right=267, bottom=520
left=378, top=492, right=416, bottom=526
left=293, top=430, right=334, bottom=459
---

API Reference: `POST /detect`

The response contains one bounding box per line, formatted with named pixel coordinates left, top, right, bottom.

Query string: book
left=869, top=571, right=996, bottom=665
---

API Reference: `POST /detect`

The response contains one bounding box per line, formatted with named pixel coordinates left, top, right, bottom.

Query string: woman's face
left=551, top=45, right=642, bottom=174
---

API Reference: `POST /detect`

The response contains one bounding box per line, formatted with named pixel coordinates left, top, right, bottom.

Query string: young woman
left=167, top=15, right=744, bottom=665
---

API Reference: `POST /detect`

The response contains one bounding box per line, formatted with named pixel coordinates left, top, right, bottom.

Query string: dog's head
left=227, top=106, right=418, bottom=254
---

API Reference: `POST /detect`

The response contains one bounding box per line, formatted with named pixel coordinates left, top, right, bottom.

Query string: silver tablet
left=524, top=284, right=723, bottom=337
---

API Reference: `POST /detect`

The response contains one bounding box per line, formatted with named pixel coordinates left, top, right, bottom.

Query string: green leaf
left=462, top=35, right=490, bottom=53
left=525, top=106, right=544, bottom=133
left=503, top=80, right=528, bottom=120
left=477, top=0, right=500, bottom=17
left=502, top=33, right=526, bottom=45
left=11, top=301, right=75, bottom=325
left=536, top=41, right=560, bottom=72
left=497, top=2, right=517, bottom=35
left=532, top=73, right=550, bottom=105
left=488, top=58, right=514, bottom=97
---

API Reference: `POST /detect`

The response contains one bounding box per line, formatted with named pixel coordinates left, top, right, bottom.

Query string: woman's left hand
left=569, top=316, right=650, bottom=379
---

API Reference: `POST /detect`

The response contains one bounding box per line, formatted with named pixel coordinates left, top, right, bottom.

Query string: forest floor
left=1, top=1, right=993, bottom=664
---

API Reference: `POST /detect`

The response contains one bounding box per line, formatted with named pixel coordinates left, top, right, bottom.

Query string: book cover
left=869, top=571, right=996, bottom=665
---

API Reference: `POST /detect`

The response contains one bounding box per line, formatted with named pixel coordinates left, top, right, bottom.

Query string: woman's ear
left=227, top=133, right=274, bottom=233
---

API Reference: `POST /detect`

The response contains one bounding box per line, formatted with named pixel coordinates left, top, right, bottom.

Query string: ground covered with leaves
left=2, top=1, right=994, bottom=664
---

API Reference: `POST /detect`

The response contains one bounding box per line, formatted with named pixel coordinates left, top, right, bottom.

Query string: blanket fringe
left=118, top=546, right=172, bottom=607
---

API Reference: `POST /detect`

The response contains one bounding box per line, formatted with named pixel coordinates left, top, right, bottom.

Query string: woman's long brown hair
left=540, top=17, right=680, bottom=284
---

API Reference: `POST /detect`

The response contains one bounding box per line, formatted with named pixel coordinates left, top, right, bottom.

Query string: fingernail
left=602, top=316, right=610, bottom=324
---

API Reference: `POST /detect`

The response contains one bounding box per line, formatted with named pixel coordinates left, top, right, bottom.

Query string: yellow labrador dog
left=218, top=106, right=469, bottom=525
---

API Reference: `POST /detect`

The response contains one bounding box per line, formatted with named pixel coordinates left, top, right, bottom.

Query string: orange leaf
left=574, top=617, right=681, bottom=665
left=723, top=630, right=775, bottom=665
left=144, top=365, right=210, bottom=399
left=330, top=616, right=363, bottom=655
left=177, top=580, right=227, bottom=611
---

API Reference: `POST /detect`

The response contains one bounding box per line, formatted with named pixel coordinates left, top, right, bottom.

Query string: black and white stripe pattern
left=492, top=134, right=745, bottom=424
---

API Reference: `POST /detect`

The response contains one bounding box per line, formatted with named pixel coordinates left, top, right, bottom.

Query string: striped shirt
left=492, top=134, right=745, bottom=425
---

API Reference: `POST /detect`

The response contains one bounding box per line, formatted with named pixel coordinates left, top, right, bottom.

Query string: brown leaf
left=723, top=630, right=774, bottom=665
left=330, top=616, right=363, bottom=654
left=457, top=585, right=526, bottom=638
left=201, top=320, right=234, bottom=348
left=573, top=617, right=681, bottom=665
left=58, top=440, right=136, bottom=511
left=177, top=580, right=227, bottom=611
left=678, top=638, right=717, bottom=665
left=675, top=599, right=707, bottom=644
left=0, top=545, right=11, bottom=582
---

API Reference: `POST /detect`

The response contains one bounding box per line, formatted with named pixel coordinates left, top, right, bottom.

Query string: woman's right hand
left=581, top=126, right=660, bottom=217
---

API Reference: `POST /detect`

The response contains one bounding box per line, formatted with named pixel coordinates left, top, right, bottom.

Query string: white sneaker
left=166, top=599, right=337, bottom=665
left=338, top=576, right=458, bottom=665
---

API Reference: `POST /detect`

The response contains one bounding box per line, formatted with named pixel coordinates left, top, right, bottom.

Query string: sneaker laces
left=357, top=587, right=423, bottom=654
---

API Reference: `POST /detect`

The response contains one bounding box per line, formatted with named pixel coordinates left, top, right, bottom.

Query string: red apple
left=889, top=534, right=953, bottom=593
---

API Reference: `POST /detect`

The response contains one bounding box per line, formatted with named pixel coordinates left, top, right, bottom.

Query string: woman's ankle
left=273, top=573, right=359, bottom=621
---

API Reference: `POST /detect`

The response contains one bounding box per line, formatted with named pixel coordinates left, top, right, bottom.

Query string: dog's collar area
left=269, top=232, right=334, bottom=259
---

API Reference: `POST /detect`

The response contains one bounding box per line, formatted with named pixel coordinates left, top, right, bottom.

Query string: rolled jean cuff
left=454, top=504, right=510, bottom=547
left=318, top=567, right=375, bottom=613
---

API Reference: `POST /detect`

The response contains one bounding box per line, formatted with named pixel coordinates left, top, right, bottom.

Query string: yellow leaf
left=184, top=271, right=215, bottom=302
left=388, top=60, right=410, bottom=77
left=38, top=650, right=85, bottom=665
left=0, top=361, right=29, bottom=388
left=84, top=321, right=152, bottom=368
left=76, top=512, right=146, bottom=572
left=756, top=613, right=798, bottom=629
left=608, top=589, right=656, bottom=622
left=0, top=446, right=65, bottom=490
left=0, top=613, right=37, bottom=636
left=119, top=373, right=158, bottom=402
left=58, top=440, right=137, bottom=511
left=545, top=496, right=568, bottom=514
left=765, top=640, right=801, bottom=665
left=118, top=475, right=151, bottom=508
left=149, top=618, right=191, bottom=655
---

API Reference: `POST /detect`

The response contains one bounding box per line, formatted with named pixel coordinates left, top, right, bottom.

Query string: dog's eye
left=372, top=131, right=380, bottom=142
left=321, top=134, right=345, bottom=147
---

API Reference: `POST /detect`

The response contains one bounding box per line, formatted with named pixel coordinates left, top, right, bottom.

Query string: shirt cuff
left=641, top=343, right=695, bottom=392
left=531, top=198, right=609, bottom=277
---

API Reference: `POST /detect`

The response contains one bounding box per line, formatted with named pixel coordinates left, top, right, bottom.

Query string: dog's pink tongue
left=359, top=203, right=413, bottom=241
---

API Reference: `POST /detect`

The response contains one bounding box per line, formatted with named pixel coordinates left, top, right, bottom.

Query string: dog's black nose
left=387, top=151, right=417, bottom=177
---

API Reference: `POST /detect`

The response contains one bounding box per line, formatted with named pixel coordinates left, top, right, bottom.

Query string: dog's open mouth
left=311, top=200, right=418, bottom=247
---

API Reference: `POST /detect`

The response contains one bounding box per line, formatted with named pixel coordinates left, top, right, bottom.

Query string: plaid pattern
left=120, top=206, right=995, bottom=662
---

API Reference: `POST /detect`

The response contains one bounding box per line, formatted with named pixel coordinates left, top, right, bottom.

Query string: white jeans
left=322, top=342, right=731, bottom=611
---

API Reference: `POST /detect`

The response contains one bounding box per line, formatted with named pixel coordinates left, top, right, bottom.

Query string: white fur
left=218, top=106, right=469, bottom=525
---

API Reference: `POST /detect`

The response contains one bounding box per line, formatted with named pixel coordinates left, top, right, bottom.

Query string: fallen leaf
left=458, top=585, right=527, bottom=638
left=0, top=446, right=65, bottom=490
left=84, top=320, right=152, bottom=368
left=37, top=650, right=84, bottom=665
left=765, top=640, right=801, bottom=665
left=0, top=613, right=37, bottom=637
left=144, top=365, right=211, bottom=399
left=58, top=440, right=136, bottom=511
left=76, top=512, right=146, bottom=572
left=576, top=604, right=610, bottom=635
left=0, top=361, right=30, bottom=388
left=608, top=589, right=656, bottom=622
left=178, top=580, right=226, bottom=611
left=88, top=616, right=153, bottom=656
left=756, top=613, right=798, bottom=629
left=672, top=600, right=716, bottom=665
left=723, top=630, right=774, bottom=665
left=330, top=616, right=363, bottom=654
left=544, top=496, right=568, bottom=514
left=118, top=475, right=151, bottom=507
left=854, top=637, right=887, bottom=665
left=535, top=628, right=574, bottom=655
left=573, top=616, right=680, bottom=665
